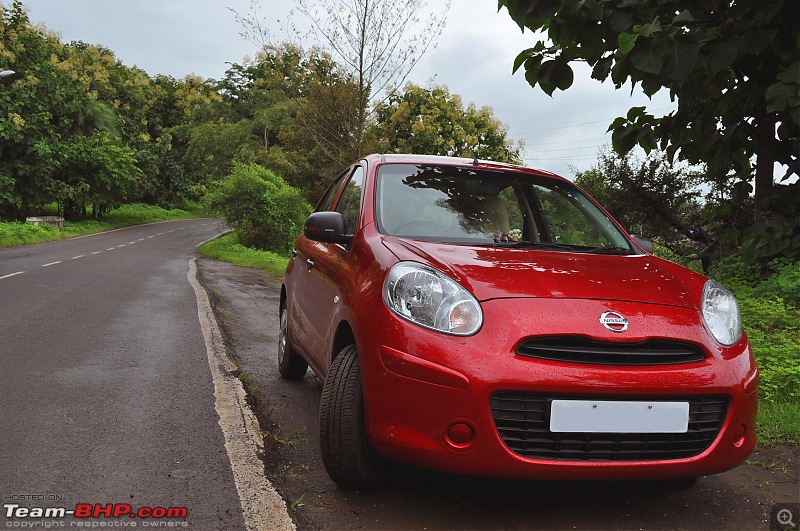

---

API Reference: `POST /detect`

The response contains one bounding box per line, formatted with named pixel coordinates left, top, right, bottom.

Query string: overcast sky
left=19, top=0, right=675, bottom=179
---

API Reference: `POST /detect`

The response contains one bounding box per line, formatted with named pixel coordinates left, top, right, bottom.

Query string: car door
left=294, top=165, right=364, bottom=372
left=289, top=169, right=349, bottom=363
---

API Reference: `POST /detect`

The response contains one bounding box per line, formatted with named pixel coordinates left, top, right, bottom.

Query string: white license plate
left=549, top=400, right=690, bottom=433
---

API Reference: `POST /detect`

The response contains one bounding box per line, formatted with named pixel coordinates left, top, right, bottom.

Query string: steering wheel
left=393, top=217, right=446, bottom=234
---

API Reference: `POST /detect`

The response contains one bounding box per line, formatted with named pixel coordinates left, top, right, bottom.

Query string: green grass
left=757, top=399, right=800, bottom=445
left=0, top=202, right=205, bottom=247
left=197, top=232, right=289, bottom=278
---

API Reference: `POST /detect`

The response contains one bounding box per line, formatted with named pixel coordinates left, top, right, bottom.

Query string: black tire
left=278, top=306, right=308, bottom=380
left=319, top=344, right=383, bottom=490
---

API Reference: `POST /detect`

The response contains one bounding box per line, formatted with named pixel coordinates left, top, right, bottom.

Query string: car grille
left=490, top=393, right=728, bottom=461
left=516, top=337, right=706, bottom=365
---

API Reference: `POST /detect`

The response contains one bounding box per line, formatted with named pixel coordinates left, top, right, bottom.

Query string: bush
left=203, top=164, right=311, bottom=254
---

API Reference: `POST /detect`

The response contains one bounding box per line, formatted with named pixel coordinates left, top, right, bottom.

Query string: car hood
left=381, top=237, right=697, bottom=308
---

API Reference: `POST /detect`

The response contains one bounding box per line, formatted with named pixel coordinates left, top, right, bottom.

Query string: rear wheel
left=319, top=344, right=383, bottom=490
left=277, top=306, right=308, bottom=380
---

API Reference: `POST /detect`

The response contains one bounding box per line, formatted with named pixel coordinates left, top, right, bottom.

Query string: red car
left=279, top=154, right=758, bottom=489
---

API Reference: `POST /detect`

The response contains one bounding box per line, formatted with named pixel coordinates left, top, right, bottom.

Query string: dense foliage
left=499, top=0, right=799, bottom=265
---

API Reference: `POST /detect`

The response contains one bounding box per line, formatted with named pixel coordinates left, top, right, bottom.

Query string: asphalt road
left=0, top=220, right=249, bottom=529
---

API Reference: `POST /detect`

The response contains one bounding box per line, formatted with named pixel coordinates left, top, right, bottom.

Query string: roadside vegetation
left=197, top=232, right=288, bottom=279
left=0, top=202, right=203, bottom=247
left=2, top=1, right=797, bottom=444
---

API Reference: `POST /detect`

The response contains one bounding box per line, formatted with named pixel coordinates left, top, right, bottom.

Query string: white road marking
left=92, top=251, right=102, bottom=255
left=128, top=241, right=136, bottom=245
left=106, top=248, right=115, bottom=251
left=147, top=236, right=154, bottom=239
left=0, top=271, right=24, bottom=280
left=72, top=255, right=85, bottom=259
left=187, top=258, right=295, bottom=531
left=138, top=238, right=145, bottom=241
left=42, top=261, right=61, bottom=267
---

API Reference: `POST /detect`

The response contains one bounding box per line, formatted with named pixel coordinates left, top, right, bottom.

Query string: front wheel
left=319, top=344, right=383, bottom=490
left=278, top=306, right=308, bottom=380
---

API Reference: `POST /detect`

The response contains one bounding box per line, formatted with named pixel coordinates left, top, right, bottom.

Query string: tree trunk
left=753, top=108, right=777, bottom=221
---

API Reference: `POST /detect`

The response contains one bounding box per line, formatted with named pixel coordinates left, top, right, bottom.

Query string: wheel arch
left=331, top=320, right=356, bottom=366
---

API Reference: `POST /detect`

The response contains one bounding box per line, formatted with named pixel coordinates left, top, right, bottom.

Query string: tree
left=574, top=149, right=711, bottom=266
left=499, top=0, right=799, bottom=259
left=232, top=0, right=450, bottom=159
left=1, top=2, right=203, bottom=218
left=375, top=83, right=523, bottom=163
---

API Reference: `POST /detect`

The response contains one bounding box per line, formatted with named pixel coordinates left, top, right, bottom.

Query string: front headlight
left=702, top=280, right=743, bottom=345
left=384, top=262, right=482, bottom=336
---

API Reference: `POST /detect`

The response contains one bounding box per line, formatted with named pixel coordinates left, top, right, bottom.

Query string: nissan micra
left=279, top=154, right=758, bottom=489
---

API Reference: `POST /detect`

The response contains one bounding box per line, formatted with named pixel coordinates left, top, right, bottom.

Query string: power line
left=529, top=144, right=605, bottom=153
left=527, top=136, right=609, bottom=146
left=511, top=106, right=675, bottom=136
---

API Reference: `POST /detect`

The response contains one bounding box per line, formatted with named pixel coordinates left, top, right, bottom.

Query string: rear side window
left=316, top=169, right=350, bottom=212
left=335, top=166, right=364, bottom=235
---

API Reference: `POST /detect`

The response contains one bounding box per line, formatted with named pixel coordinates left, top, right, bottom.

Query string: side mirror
left=304, top=212, right=353, bottom=245
left=631, top=235, right=654, bottom=253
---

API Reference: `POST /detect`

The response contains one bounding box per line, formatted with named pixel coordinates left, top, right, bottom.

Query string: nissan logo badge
left=600, top=311, right=629, bottom=332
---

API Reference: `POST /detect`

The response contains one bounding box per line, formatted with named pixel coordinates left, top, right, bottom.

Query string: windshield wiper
left=490, top=240, right=580, bottom=251
left=584, top=244, right=634, bottom=254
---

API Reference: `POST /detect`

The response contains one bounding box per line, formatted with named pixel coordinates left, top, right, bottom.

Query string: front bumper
left=359, top=298, right=758, bottom=481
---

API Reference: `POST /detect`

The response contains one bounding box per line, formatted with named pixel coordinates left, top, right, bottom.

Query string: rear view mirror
left=631, top=235, right=654, bottom=253
left=304, top=212, right=353, bottom=245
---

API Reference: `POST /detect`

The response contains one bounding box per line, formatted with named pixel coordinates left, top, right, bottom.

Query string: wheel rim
left=278, top=308, right=288, bottom=365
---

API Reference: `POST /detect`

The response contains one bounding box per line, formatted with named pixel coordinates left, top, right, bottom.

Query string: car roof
left=365, top=153, right=564, bottom=181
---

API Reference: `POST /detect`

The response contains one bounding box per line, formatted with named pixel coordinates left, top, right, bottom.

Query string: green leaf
left=501, top=0, right=537, bottom=29
left=551, top=60, right=574, bottom=91
left=591, top=56, right=613, bottom=81
left=766, top=82, right=792, bottom=113
left=607, top=116, right=628, bottom=132
left=630, top=38, right=665, bottom=75
left=626, top=106, right=646, bottom=120
left=706, top=42, right=739, bottom=75
left=609, top=9, right=633, bottom=32
left=663, top=37, right=700, bottom=83
left=777, top=61, right=800, bottom=84
left=673, top=10, right=695, bottom=23
left=513, top=48, right=536, bottom=74
left=612, top=124, right=638, bottom=154
left=618, top=32, right=638, bottom=54
left=537, top=60, right=558, bottom=96
left=523, top=55, right=543, bottom=87
left=634, top=17, right=661, bottom=38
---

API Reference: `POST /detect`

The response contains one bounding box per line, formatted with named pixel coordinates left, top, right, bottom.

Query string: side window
left=335, top=166, right=364, bottom=235
left=534, top=185, right=606, bottom=246
left=316, top=170, right=350, bottom=212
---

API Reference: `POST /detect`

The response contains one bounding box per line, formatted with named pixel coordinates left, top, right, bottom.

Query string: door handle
left=306, top=259, right=314, bottom=269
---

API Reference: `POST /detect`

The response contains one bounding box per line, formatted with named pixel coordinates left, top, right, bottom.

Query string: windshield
left=375, top=163, right=634, bottom=253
